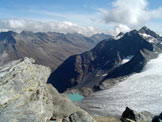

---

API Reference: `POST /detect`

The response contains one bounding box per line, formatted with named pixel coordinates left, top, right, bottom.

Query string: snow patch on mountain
left=102, top=74, right=108, bottom=77
left=121, top=56, right=133, bottom=64
left=139, top=33, right=155, bottom=43
left=81, top=53, right=162, bottom=116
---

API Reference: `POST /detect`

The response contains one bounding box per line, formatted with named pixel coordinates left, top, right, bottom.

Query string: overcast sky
left=0, top=0, right=162, bottom=36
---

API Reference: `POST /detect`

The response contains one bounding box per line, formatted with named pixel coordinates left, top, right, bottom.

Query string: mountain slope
left=48, top=27, right=162, bottom=92
left=0, top=31, right=110, bottom=70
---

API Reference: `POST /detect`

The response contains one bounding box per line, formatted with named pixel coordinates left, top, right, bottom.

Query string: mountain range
left=0, top=31, right=112, bottom=70
left=0, top=26, right=162, bottom=121
left=48, top=26, right=162, bottom=93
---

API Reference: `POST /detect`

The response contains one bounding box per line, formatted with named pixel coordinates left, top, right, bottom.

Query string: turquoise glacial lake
left=67, top=93, right=84, bottom=101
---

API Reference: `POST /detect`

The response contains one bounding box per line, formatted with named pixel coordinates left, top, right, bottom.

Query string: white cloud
left=113, top=24, right=130, bottom=35
left=100, top=0, right=162, bottom=27
left=0, top=19, right=112, bottom=36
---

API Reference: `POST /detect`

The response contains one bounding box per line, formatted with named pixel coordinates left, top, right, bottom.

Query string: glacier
left=81, top=53, right=162, bottom=116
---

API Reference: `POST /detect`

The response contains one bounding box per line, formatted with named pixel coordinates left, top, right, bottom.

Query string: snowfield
left=81, top=53, right=162, bottom=116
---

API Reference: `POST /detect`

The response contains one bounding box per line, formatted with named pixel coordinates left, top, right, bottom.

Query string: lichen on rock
left=0, top=57, right=53, bottom=122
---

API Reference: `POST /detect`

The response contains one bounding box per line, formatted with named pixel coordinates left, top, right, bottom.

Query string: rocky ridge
left=0, top=57, right=96, bottom=122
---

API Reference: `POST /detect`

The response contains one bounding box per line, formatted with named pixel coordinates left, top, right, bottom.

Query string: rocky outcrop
left=121, top=107, right=154, bottom=122
left=0, top=57, right=53, bottom=122
left=0, top=57, right=96, bottom=122
left=62, top=111, right=96, bottom=122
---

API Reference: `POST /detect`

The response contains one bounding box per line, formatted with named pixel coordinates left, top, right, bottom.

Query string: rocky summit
left=0, top=57, right=96, bottom=122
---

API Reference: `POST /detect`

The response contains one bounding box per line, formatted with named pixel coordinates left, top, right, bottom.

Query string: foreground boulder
left=0, top=57, right=96, bottom=122
left=63, top=111, right=96, bottom=122
left=121, top=107, right=154, bottom=122
left=152, top=113, right=162, bottom=122
left=0, top=57, right=53, bottom=122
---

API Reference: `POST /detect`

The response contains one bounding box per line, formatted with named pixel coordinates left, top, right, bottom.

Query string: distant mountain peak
left=20, top=31, right=35, bottom=36
left=139, top=26, right=160, bottom=38
left=123, top=30, right=140, bottom=38
left=90, top=33, right=112, bottom=43
left=0, top=31, right=17, bottom=43
left=140, top=26, right=149, bottom=30
left=115, top=32, right=124, bottom=40
left=0, top=31, right=17, bottom=35
left=117, top=32, right=124, bottom=37
left=116, top=32, right=124, bottom=37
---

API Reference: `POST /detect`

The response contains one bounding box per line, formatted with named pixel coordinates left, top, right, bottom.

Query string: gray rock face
left=121, top=107, right=154, bottom=122
left=0, top=57, right=95, bottom=122
left=62, top=111, right=96, bottom=122
left=0, top=57, right=53, bottom=122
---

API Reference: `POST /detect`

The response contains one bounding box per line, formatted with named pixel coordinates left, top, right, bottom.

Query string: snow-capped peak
left=139, top=26, right=160, bottom=38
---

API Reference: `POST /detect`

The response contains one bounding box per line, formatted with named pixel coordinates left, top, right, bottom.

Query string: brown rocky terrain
left=0, top=31, right=112, bottom=70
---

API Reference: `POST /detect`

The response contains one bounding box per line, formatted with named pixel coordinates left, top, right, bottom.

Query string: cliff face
left=0, top=57, right=96, bottom=122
